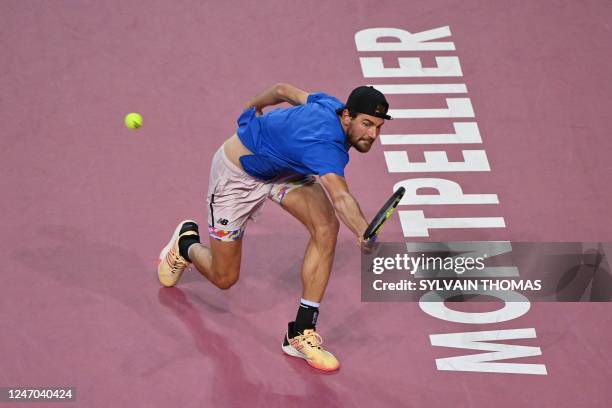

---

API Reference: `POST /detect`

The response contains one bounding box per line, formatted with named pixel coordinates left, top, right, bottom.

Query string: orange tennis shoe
left=282, top=322, right=340, bottom=372
left=157, top=220, right=198, bottom=287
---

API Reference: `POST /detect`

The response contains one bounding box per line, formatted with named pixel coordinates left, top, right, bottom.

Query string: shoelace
left=168, top=249, right=188, bottom=274
left=301, top=331, right=323, bottom=348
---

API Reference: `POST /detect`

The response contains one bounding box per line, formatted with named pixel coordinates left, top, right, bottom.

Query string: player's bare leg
left=188, top=238, right=242, bottom=290
left=278, top=182, right=341, bottom=371
left=168, top=134, right=252, bottom=289
left=280, top=183, right=339, bottom=302
left=157, top=219, right=243, bottom=290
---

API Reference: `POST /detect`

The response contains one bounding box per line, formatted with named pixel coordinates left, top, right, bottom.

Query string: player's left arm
left=245, top=83, right=309, bottom=114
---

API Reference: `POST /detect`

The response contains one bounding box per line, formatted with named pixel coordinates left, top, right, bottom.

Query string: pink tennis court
left=1, top=1, right=611, bottom=407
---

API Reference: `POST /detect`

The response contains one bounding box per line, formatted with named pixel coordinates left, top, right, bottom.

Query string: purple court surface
left=2, top=1, right=612, bottom=407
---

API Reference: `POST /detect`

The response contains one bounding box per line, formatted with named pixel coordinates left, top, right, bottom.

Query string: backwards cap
left=344, top=86, right=392, bottom=120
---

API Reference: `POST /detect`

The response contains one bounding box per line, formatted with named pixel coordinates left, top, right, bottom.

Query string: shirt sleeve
left=300, top=141, right=349, bottom=177
left=307, top=92, right=345, bottom=112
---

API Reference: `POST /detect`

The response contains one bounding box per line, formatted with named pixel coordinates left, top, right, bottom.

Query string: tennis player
left=157, top=83, right=391, bottom=371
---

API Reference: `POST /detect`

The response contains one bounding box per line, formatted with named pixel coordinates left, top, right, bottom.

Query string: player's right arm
left=319, top=173, right=370, bottom=247
left=245, top=83, right=309, bottom=114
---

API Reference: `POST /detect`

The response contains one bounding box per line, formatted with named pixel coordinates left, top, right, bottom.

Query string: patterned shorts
left=207, top=146, right=315, bottom=241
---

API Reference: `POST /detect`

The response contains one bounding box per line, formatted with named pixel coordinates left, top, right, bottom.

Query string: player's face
left=346, top=113, right=385, bottom=153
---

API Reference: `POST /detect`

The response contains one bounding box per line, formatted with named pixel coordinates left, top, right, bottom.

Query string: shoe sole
left=157, top=219, right=197, bottom=287
left=282, top=339, right=340, bottom=372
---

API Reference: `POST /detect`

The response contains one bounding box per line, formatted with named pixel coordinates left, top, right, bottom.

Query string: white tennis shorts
left=206, top=146, right=315, bottom=241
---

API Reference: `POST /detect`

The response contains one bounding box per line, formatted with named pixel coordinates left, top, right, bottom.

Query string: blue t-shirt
left=236, top=93, right=349, bottom=181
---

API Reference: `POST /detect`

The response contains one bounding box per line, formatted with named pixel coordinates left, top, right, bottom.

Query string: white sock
left=300, top=298, right=320, bottom=308
left=187, top=243, right=200, bottom=261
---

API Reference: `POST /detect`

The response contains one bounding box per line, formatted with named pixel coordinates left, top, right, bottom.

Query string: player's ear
left=340, top=109, right=351, bottom=125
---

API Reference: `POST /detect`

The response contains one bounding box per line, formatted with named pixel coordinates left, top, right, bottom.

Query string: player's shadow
left=553, top=247, right=612, bottom=301
left=158, top=287, right=342, bottom=407
left=11, top=224, right=170, bottom=329
left=180, top=231, right=356, bottom=313
left=267, top=238, right=357, bottom=291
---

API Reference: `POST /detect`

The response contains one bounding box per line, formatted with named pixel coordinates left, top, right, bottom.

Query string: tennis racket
left=363, top=187, right=406, bottom=244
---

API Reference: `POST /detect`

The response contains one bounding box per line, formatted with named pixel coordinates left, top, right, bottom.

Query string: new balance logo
left=217, top=218, right=229, bottom=226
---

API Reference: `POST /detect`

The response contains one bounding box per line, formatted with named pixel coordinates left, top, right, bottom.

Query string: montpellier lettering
left=355, top=27, right=546, bottom=375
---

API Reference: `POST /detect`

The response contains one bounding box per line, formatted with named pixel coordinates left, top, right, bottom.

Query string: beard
left=352, top=138, right=373, bottom=153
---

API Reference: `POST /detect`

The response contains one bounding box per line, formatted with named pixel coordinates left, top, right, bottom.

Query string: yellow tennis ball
left=124, top=113, right=143, bottom=129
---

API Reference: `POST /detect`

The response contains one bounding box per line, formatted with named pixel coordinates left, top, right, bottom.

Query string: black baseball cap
left=342, top=86, right=392, bottom=120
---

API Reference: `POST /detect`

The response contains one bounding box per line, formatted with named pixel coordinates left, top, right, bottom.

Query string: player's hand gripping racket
left=362, top=187, right=406, bottom=247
